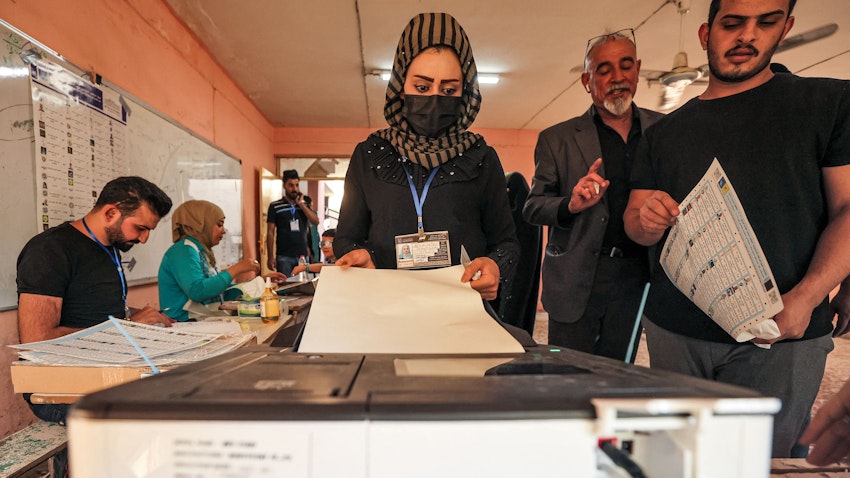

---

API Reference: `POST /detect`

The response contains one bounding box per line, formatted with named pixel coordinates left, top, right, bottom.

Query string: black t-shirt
left=630, top=74, right=850, bottom=343
left=17, top=222, right=126, bottom=329
left=267, top=199, right=310, bottom=258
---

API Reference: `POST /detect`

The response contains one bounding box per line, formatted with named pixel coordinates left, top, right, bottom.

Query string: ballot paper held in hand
left=298, top=265, right=523, bottom=354
left=660, top=159, right=783, bottom=346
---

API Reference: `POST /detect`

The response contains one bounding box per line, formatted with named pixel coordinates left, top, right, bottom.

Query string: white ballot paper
left=297, top=265, right=524, bottom=354
left=661, top=158, right=783, bottom=343
left=226, top=276, right=266, bottom=298
left=10, top=320, right=251, bottom=366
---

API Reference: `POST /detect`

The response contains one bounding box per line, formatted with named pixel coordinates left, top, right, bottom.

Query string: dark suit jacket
left=522, top=105, right=663, bottom=323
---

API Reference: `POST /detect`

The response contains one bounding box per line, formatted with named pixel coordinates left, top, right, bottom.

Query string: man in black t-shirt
left=624, top=0, right=850, bottom=458
left=16, top=176, right=174, bottom=425
left=17, top=176, right=175, bottom=340
left=266, top=169, right=319, bottom=276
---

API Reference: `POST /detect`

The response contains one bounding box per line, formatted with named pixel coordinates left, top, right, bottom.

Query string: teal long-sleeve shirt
left=158, top=236, right=234, bottom=322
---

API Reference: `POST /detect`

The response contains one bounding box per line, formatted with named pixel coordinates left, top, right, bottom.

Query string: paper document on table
left=16, top=334, right=253, bottom=367
left=226, top=276, right=266, bottom=298
left=9, top=320, right=233, bottom=365
left=171, top=320, right=244, bottom=336
left=661, top=158, right=783, bottom=343
left=298, top=265, right=524, bottom=354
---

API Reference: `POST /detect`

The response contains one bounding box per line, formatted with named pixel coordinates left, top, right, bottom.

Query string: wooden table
left=234, top=314, right=289, bottom=344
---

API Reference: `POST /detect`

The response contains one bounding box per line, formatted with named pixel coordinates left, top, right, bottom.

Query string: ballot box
left=68, top=344, right=779, bottom=477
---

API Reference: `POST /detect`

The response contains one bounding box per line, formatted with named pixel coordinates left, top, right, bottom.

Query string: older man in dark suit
left=523, top=29, right=663, bottom=361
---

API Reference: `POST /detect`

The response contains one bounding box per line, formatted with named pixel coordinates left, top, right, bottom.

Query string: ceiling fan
left=641, top=0, right=706, bottom=111
left=642, top=0, right=839, bottom=111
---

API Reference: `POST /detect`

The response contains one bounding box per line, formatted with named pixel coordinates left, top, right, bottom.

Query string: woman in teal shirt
left=158, top=200, right=280, bottom=321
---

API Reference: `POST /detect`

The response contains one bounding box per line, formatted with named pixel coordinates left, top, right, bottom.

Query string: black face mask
left=402, top=94, right=463, bottom=138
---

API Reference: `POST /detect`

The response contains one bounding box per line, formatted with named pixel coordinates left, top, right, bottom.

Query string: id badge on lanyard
left=395, top=163, right=452, bottom=269
left=395, top=231, right=451, bottom=269
left=289, top=204, right=300, bottom=232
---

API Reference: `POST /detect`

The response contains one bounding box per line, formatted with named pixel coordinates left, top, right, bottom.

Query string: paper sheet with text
left=11, top=320, right=251, bottom=366
left=661, top=158, right=783, bottom=342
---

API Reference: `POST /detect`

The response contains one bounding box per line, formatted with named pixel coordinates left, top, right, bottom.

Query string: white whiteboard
left=0, top=20, right=243, bottom=310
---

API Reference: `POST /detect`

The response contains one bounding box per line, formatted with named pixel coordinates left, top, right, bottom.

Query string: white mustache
left=606, top=83, right=631, bottom=95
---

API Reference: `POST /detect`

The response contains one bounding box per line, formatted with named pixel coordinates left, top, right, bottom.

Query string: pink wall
left=0, top=0, right=541, bottom=440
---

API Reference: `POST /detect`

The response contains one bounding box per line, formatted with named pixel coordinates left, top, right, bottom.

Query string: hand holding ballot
left=460, top=246, right=500, bottom=301
left=628, top=159, right=784, bottom=346
left=626, top=189, right=680, bottom=246
left=461, top=256, right=499, bottom=300
left=336, top=249, right=376, bottom=269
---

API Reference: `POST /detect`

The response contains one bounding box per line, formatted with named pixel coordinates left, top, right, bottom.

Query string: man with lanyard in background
left=267, top=169, right=319, bottom=276
left=16, top=176, right=174, bottom=427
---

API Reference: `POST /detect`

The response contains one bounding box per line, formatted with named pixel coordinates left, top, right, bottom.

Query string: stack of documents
left=10, top=320, right=251, bottom=367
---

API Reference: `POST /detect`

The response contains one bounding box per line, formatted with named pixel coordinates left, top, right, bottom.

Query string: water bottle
left=297, top=255, right=308, bottom=282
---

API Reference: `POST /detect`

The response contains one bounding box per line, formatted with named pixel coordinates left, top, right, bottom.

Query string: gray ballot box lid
left=69, top=345, right=773, bottom=422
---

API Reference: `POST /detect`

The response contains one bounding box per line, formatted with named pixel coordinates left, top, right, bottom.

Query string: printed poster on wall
left=29, top=59, right=128, bottom=231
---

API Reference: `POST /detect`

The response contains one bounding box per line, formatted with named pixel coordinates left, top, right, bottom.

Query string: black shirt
left=267, top=198, right=310, bottom=258
left=17, top=222, right=126, bottom=329
left=630, top=74, right=850, bottom=343
left=593, top=106, right=644, bottom=256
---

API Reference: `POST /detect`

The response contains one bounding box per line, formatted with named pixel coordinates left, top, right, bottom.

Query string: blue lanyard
left=289, top=202, right=297, bottom=217
left=402, top=163, right=440, bottom=239
left=82, top=218, right=128, bottom=316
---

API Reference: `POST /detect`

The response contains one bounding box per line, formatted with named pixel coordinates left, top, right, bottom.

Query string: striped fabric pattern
left=374, top=12, right=483, bottom=169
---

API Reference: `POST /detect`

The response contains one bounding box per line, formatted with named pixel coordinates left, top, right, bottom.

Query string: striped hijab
left=373, top=12, right=483, bottom=169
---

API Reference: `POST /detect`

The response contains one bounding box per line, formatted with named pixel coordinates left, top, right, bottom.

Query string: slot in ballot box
left=68, top=345, right=779, bottom=478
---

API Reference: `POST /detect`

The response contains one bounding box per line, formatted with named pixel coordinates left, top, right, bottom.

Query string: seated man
left=16, top=176, right=174, bottom=424
left=290, top=228, right=336, bottom=276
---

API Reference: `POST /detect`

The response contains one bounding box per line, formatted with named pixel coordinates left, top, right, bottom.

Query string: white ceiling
left=164, top=0, right=849, bottom=131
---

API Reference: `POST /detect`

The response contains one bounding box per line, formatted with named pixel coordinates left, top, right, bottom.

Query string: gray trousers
left=643, top=318, right=833, bottom=458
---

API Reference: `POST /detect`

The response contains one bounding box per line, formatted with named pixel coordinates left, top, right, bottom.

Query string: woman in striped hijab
left=334, top=12, right=519, bottom=301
